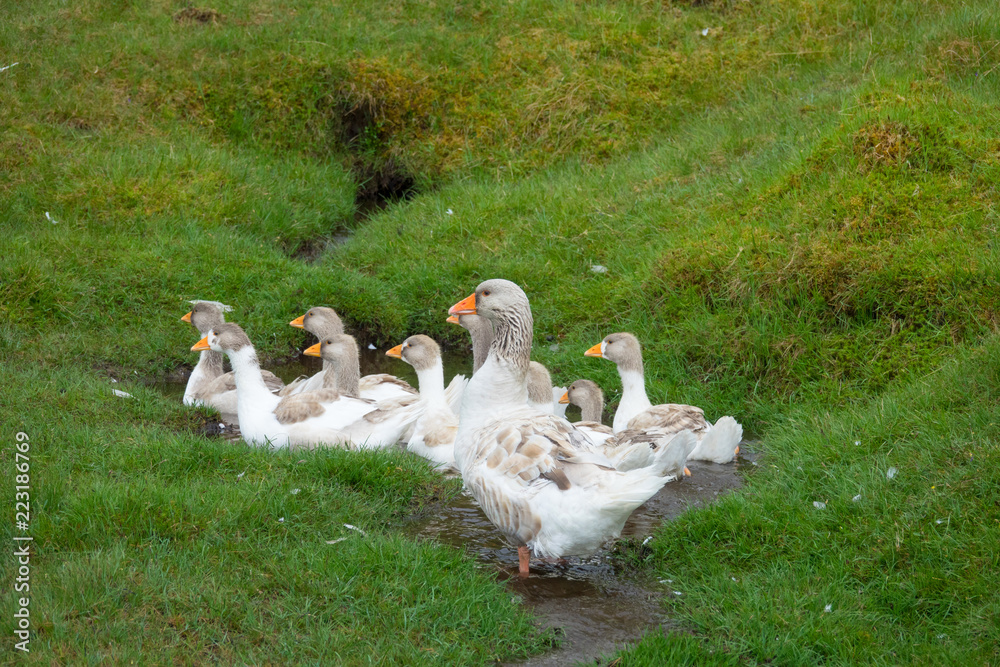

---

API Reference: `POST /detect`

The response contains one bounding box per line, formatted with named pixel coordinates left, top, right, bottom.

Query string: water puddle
left=152, top=348, right=757, bottom=664
left=405, top=450, right=758, bottom=666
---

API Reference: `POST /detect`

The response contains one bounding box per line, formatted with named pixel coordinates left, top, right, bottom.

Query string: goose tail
left=690, top=416, right=743, bottom=463
left=649, top=429, right=697, bottom=480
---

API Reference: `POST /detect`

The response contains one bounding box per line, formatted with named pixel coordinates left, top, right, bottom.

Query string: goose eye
left=482, top=289, right=491, bottom=296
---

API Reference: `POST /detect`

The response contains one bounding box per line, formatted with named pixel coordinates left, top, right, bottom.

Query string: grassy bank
left=615, top=338, right=1000, bottom=664
left=2, top=0, right=999, bottom=663
left=0, top=365, right=546, bottom=663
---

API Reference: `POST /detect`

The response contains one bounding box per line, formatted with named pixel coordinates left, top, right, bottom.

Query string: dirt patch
left=334, top=60, right=428, bottom=208
left=288, top=232, right=352, bottom=262
left=853, top=121, right=921, bottom=171
left=173, top=7, right=222, bottom=24
left=853, top=120, right=961, bottom=173
left=352, top=158, right=417, bottom=209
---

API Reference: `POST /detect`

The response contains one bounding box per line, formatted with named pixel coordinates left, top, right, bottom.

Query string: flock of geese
left=182, top=279, right=743, bottom=576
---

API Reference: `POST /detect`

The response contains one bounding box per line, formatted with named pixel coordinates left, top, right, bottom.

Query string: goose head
left=386, top=334, right=441, bottom=371
left=289, top=307, right=344, bottom=338
left=191, top=322, right=252, bottom=354
left=450, top=279, right=533, bottom=370
left=304, top=333, right=357, bottom=366
left=181, top=300, right=232, bottom=335
left=585, top=332, right=643, bottom=373
left=303, top=334, right=359, bottom=370
left=562, top=378, right=603, bottom=406
left=561, top=378, right=605, bottom=423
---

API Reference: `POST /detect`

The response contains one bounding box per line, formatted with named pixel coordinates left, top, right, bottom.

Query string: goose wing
left=626, top=403, right=709, bottom=434
left=261, top=370, right=285, bottom=393
left=273, top=389, right=343, bottom=424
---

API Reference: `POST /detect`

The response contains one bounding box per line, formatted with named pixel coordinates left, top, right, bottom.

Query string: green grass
left=0, top=365, right=547, bottom=663
left=611, top=338, right=1000, bottom=665
left=2, top=0, right=1000, bottom=662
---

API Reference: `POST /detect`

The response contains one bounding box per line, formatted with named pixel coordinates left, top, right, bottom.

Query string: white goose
left=181, top=300, right=282, bottom=413
left=386, top=335, right=462, bottom=471
left=449, top=279, right=696, bottom=576
left=585, top=333, right=742, bottom=463
left=191, top=324, right=377, bottom=449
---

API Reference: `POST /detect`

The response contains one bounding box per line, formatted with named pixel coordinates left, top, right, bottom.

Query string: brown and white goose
left=449, top=279, right=696, bottom=576
left=386, top=335, right=462, bottom=471
left=283, top=308, right=417, bottom=403
left=558, top=379, right=696, bottom=473
left=191, top=324, right=377, bottom=449
left=558, top=379, right=615, bottom=447
left=300, top=335, right=421, bottom=449
left=312, top=333, right=418, bottom=403
left=280, top=307, right=345, bottom=396
left=585, top=332, right=742, bottom=464
left=181, top=301, right=282, bottom=414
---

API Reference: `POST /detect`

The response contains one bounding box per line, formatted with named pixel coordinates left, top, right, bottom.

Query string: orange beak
left=446, top=315, right=460, bottom=325
left=386, top=344, right=403, bottom=359
left=181, top=311, right=192, bottom=323
left=191, top=337, right=210, bottom=352
left=584, top=342, right=603, bottom=358
left=558, top=391, right=570, bottom=405
left=684, top=467, right=691, bottom=477
left=289, top=314, right=305, bottom=328
left=303, top=342, right=321, bottom=357
left=449, top=293, right=477, bottom=316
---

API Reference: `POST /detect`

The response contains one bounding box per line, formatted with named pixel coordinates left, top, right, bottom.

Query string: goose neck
left=321, top=363, right=340, bottom=391
left=619, top=369, right=651, bottom=410
left=228, top=346, right=278, bottom=404
left=579, top=393, right=604, bottom=423
left=488, top=307, right=532, bottom=376
left=201, top=350, right=225, bottom=375
left=337, top=354, right=361, bottom=397
left=415, top=361, right=447, bottom=405
left=184, top=350, right=225, bottom=403
left=469, top=321, right=493, bottom=373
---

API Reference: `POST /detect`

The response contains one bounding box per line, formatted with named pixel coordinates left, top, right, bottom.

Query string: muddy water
left=155, top=349, right=756, bottom=665
left=406, top=451, right=756, bottom=666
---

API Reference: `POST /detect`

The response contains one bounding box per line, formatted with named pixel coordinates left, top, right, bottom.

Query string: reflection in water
left=154, top=347, right=755, bottom=665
